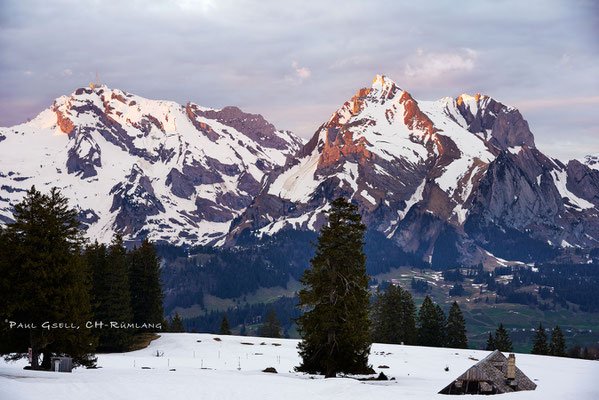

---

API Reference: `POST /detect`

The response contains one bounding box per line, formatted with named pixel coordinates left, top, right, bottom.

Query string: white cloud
left=404, top=48, right=479, bottom=79
left=62, top=69, right=73, bottom=77
left=286, top=61, right=311, bottom=84
left=296, top=67, right=311, bottom=79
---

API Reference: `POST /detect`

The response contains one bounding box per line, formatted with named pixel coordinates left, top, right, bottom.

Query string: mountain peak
left=371, top=74, right=400, bottom=93
left=456, top=93, right=486, bottom=106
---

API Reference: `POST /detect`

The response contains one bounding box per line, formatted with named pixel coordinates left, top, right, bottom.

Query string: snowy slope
left=0, top=86, right=303, bottom=245
left=1, top=333, right=597, bottom=400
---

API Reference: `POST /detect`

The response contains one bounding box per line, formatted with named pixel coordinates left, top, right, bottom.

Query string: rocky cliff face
left=227, top=76, right=599, bottom=263
left=0, top=85, right=303, bottom=245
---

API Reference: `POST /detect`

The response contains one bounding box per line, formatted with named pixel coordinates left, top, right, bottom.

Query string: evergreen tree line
left=182, top=296, right=301, bottom=336
left=566, top=343, right=599, bottom=360
left=371, top=288, right=468, bottom=349
left=530, top=322, right=566, bottom=357
left=159, top=230, right=429, bottom=314
left=466, top=263, right=599, bottom=312
left=530, top=321, right=599, bottom=360
left=0, top=187, right=165, bottom=369
left=510, top=264, right=599, bottom=312
left=215, top=310, right=283, bottom=338
left=85, top=236, right=165, bottom=352
left=410, top=277, right=430, bottom=293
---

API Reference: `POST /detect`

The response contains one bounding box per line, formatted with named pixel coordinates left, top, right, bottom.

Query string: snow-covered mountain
left=1, top=77, right=598, bottom=262
left=0, top=85, right=303, bottom=245
left=228, top=75, right=599, bottom=263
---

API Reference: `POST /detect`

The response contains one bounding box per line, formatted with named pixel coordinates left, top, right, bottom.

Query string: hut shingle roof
left=439, top=350, right=537, bottom=395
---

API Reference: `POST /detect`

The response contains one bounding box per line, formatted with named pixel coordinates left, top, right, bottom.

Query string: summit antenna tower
left=90, top=72, right=100, bottom=89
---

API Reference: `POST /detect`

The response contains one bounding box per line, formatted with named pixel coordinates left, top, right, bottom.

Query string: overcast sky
left=1, top=0, right=597, bottom=160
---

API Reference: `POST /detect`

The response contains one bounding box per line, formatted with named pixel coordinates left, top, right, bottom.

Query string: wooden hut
left=439, top=350, right=536, bottom=395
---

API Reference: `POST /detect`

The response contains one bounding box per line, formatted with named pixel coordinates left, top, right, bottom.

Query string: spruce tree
left=260, top=308, right=283, bottom=338
left=493, top=323, right=513, bottom=352
left=169, top=312, right=185, bottom=332
left=531, top=322, right=549, bottom=355
left=446, top=301, right=468, bottom=349
left=549, top=325, right=566, bottom=357
left=434, top=304, right=447, bottom=346
left=219, top=315, right=231, bottom=335
left=485, top=332, right=495, bottom=350
left=371, top=284, right=417, bottom=345
left=128, top=239, right=164, bottom=330
left=90, top=235, right=133, bottom=351
left=295, top=198, right=372, bottom=378
left=0, top=186, right=96, bottom=368
left=417, top=296, right=445, bottom=347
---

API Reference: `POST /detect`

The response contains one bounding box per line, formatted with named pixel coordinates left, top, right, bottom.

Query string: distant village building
left=439, top=350, right=536, bottom=395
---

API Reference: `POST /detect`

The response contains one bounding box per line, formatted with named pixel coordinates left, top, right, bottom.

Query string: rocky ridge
left=0, top=85, right=303, bottom=245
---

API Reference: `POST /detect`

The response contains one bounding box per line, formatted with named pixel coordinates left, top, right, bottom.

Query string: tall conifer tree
left=549, top=325, right=566, bottom=357
left=446, top=301, right=468, bottom=349
left=434, top=304, right=447, bottom=346
left=531, top=322, right=549, bottom=355
left=169, top=312, right=185, bottom=332
left=371, top=284, right=417, bottom=345
left=417, top=296, right=446, bottom=347
left=260, top=308, right=283, bottom=338
left=485, top=332, right=495, bottom=350
left=493, top=323, right=513, bottom=352
left=219, top=315, right=231, bottom=335
left=0, top=187, right=96, bottom=368
left=90, top=235, right=133, bottom=351
left=128, top=239, right=164, bottom=329
left=296, top=198, right=372, bottom=378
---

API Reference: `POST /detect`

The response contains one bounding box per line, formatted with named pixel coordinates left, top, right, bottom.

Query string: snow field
left=1, top=333, right=598, bottom=400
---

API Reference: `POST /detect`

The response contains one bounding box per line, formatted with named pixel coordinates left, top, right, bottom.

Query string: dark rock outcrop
left=566, top=159, right=599, bottom=206
left=109, top=164, right=166, bottom=235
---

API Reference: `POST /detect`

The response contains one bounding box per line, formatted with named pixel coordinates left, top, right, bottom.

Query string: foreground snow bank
left=1, top=333, right=597, bottom=399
